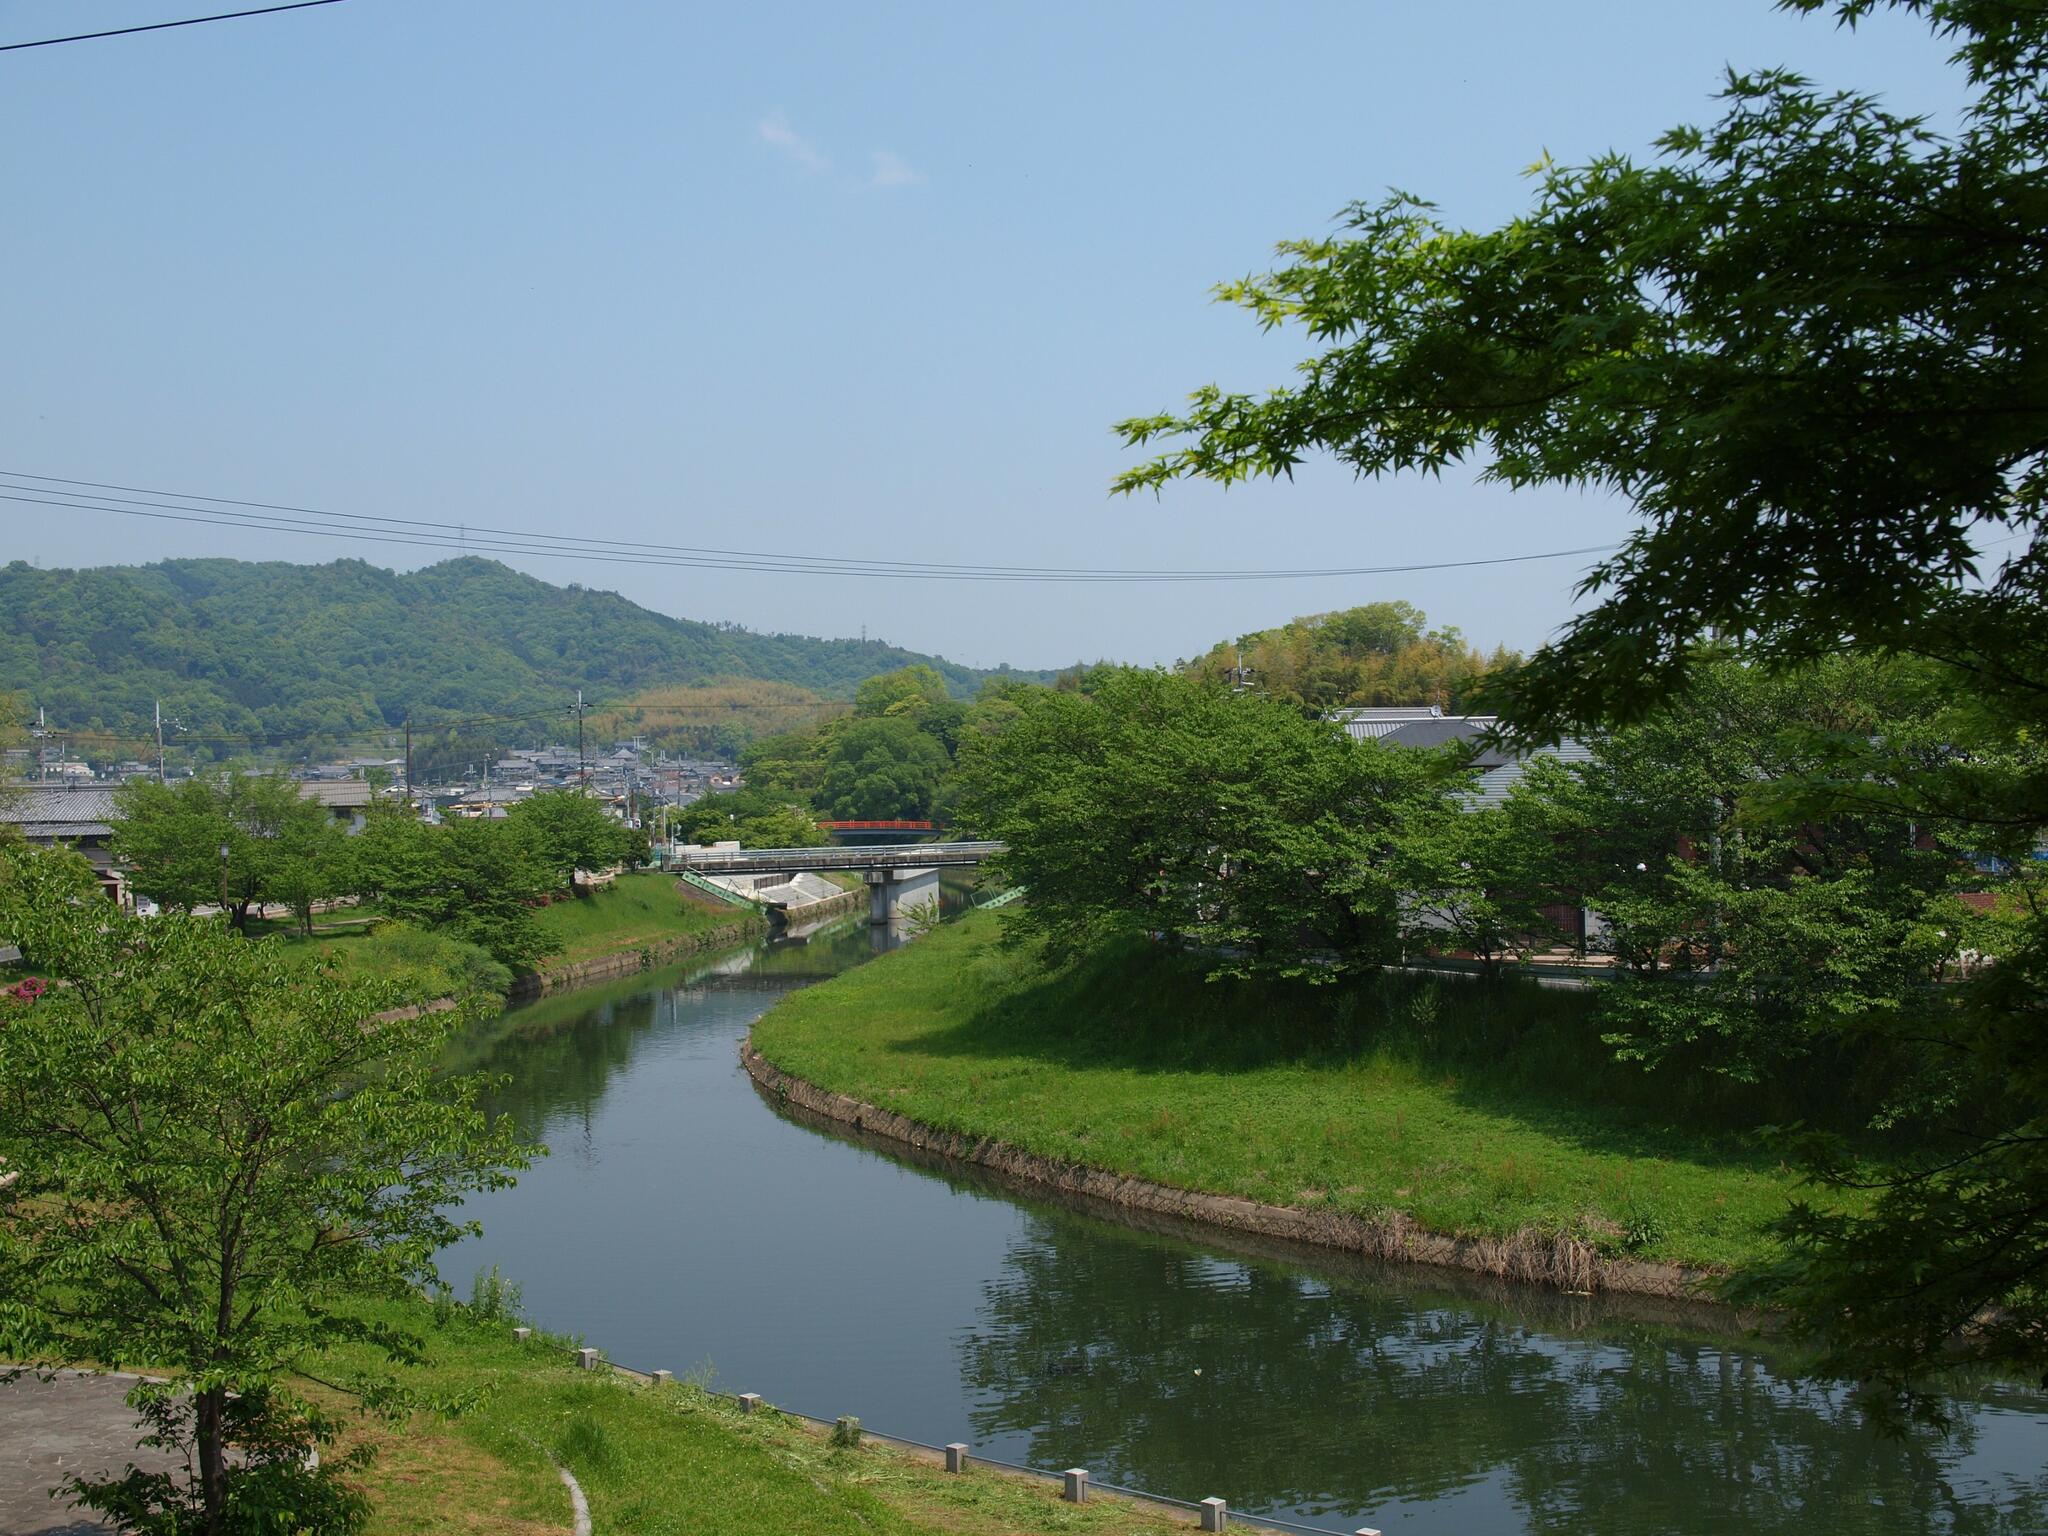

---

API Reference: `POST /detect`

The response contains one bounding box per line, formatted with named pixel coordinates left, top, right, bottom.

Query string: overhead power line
left=0, top=1, right=346, bottom=54
left=0, top=470, right=1624, bottom=584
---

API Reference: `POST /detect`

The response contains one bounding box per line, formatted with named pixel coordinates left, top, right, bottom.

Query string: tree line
left=956, top=654, right=2022, bottom=1117
left=663, top=662, right=1028, bottom=840
left=113, top=777, right=641, bottom=967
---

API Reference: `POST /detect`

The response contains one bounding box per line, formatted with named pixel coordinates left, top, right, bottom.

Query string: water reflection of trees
left=446, top=919, right=877, bottom=1136
left=961, top=1211, right=2048, bottom=1534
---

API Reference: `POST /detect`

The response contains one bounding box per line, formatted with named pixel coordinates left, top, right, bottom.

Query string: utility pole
left=155, top=700, right=165, bottom=783
left=403, top=714, right=413, bottom=811
left=573, top=689, right=587, bottom=794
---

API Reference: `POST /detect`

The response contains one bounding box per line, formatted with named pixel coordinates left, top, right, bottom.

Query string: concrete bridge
left=664, top=842, right=1004, bottom=925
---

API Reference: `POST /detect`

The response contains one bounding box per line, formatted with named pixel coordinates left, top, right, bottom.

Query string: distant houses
left=1338, top=704, right=1604, bottom=953
left=1334, top=705, right=1594, bottom=810
left=0, top=785, right=128, bottom=906
left=1, top=731, right=740, bottom=912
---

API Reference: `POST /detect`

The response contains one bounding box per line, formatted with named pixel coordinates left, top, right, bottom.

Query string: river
left=439, top=915, right=2048, bottom=1536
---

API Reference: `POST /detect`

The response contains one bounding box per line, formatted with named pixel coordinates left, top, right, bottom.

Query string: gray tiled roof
left=1467, top=738, right=1594, bottom=808
left=1336, top=712, right=1596, bottom=810
left=1377, top=716, right=1513, bottom=766
left=0, top=785, right=121, bottom=836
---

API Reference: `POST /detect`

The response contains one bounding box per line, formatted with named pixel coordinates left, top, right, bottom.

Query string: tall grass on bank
left=278, top=920, right=514, bottom=1000
left=750, top=912, right=1877, bottom=1272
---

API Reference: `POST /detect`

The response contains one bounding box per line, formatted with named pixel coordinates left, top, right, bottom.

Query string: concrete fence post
left=511, top=1327, right=531, bottom=1344
left=1062, top=1469, right=1090, bottom=1504
left=944, top=1444, right=969, bottom=1474
left=574, top=1347, right=599, bottom=1371
left=1201, top=1497, right=1229, bottom=1531
left=738, top=1393, right=763, bottom=1414
left=650, top=1370, right=674, bottom=1388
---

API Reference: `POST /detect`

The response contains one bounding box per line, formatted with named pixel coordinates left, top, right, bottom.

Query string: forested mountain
left=0, top=557, right=1037, bottom=755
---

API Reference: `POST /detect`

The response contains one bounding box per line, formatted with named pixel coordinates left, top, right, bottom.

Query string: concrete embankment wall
left=773, top=886, right=864, bottom=928
left=509, top=917, right=766, bottom=1002
left=741, top=1043, right=1716, bottom=1304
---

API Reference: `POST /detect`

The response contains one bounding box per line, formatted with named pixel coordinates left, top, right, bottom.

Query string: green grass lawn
left=528, top=871, right=759, bottom=964
left=315, top=1294, right=1187, bottom=1536
left=751, top=911, right=1861, bottom=1273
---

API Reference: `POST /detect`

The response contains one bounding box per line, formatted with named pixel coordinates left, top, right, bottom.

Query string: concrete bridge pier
left=865, top=866, right=939, bottom=926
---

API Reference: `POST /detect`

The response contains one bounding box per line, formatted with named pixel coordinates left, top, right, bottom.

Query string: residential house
left=0, top=785, right=129, bottom=907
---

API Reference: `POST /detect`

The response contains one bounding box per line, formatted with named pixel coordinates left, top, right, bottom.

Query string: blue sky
left=1, top=0, right=1971, bottom=671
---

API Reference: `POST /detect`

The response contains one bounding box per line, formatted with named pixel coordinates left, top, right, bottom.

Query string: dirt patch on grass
left=338, top=1418, right=565, bottom=1536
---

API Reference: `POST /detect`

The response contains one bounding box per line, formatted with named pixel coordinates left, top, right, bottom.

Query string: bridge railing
left=663, top=842, right=1004, bottom=876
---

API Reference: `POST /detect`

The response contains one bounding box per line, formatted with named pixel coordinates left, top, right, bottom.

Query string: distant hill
left=0, top=557, right=1043, bottom=757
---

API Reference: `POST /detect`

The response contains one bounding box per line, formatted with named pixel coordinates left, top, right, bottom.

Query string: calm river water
left=440, top=916, right=2048, bottom=1535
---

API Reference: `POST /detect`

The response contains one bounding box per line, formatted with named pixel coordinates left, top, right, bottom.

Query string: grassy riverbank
left=528, top=871, right=758, bottom=964
left=750, top=912, right=1858, bottom=1275
left=255, top=874, right=762, bottom=1004
left=316, top=1293, right=1184, bottom=1536
left=272, top=915, right=516, bottom=998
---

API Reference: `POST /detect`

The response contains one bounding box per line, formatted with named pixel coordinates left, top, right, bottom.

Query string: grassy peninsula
left=750, top=911, right=1858, bottom=1275
left=320, top=1294, right=1182, bottom=1536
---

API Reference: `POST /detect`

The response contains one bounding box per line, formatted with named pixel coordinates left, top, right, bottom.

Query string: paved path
left=0, top=1371, right=181, bottom=1536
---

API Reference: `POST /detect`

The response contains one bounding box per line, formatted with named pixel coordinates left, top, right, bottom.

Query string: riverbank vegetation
left=726, top=609, right=1500, bottom=832
left=753, top=911, right=1845, bottom=1273
left=315, top=1292, right=1187, bottom=1536
left=1104, top=0, right=2048, bottom=1407
left=525, top=869, right=760, bottom=964
left=116, top=777, right=648, bottom=973
left=262, top=872, right=754, bottom=999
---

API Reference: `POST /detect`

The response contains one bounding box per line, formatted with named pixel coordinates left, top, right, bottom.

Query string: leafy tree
left=817, top=716, right=953, bottom=821
left=738, top=729, right=832, bottom=801
left=669, top=788, right=826, bottom=848
left=956, top=669, right=1448, bottom=977
left=0, top=843, right=533, bottom=1535
left=350, top=813, right=556, bottom=969
left=1112, top=0, right=2048, bottom=1402
left=114, top=774, right=346, bottom=933
left=1397, top=798, right=1556, bottom=978
left=853, top=663, right=952, bottom=721
left=1500, top=657, right=1958, bottom=1085
left=507, top=789, right=637, bottom=894
left=1115, top=1, right=2043, bottom=733
left=0, top=689, right=27, bottom=821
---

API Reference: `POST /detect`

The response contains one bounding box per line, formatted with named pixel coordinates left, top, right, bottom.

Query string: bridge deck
left=664, top=842, right=1003, bottom=876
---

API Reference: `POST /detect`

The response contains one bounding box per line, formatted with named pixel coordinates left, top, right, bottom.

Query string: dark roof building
left=0, top=785, right=121, bottom=842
